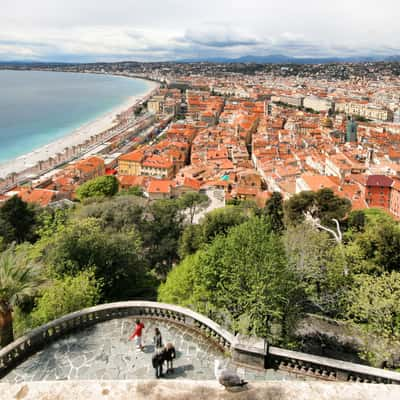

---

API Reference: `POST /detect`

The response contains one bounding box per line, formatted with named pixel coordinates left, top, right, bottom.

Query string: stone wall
left=1, top=380, right=400, bottom=400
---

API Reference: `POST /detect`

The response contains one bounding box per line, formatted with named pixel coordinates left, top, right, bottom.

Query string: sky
left=1, top=0, right=399, bottom=62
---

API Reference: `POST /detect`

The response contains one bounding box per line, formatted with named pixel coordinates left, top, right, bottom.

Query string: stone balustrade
left=268, top=346, right=400, bottom=384
left=1, top=301, right=400, bottom=384
left=0, top=301, right=234, bottom=378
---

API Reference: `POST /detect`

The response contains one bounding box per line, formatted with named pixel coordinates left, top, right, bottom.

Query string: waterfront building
left=118, top=150, right=145, bottom=176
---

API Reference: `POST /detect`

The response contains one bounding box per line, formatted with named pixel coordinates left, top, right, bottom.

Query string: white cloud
left=1, top=0, right=400, bottom=61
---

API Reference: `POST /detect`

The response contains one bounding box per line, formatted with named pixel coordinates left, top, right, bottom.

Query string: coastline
left=0, top=76, right=159, bottom=180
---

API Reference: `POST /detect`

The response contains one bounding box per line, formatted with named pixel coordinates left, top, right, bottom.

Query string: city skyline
left=1, top=0, right=400, bottom=62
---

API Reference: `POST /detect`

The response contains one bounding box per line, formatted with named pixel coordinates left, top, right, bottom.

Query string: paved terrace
left=1, top=318, right=295, bottom=383
left=2, top=301, right=400, bottom=385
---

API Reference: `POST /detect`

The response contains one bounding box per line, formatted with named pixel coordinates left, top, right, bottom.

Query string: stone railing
left=1, top=301, right=400, bottom=384
left=268, top=346, right=400, bottom=384
left=0, top=301, right=234, bottom=378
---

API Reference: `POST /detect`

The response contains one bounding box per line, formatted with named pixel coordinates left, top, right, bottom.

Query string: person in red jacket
left=129, top=319, right=145, bottom=351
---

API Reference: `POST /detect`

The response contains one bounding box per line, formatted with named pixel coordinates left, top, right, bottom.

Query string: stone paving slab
left=1, top=380, right=399, bottom=400
left=1, top=318, right=302, bottom=383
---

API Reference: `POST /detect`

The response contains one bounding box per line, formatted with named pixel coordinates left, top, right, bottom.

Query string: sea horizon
left=0, top=70, right=153, bottom=165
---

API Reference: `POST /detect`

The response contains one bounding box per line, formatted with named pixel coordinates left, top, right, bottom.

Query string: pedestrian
left=163, top=342, right=176, bottom=372
left=129, top=319, right=145, bottom=351
left=152, top=350, right=164, bottom=378
left=153, top=327, right=163, bottom=350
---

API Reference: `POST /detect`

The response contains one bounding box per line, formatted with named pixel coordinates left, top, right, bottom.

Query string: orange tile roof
left=18, top=188, right=57, bottom=207
left=182, top=177, right=201, bottom=191
left=147, top=179, right=175, bottom=194
left=118, top=175, right=148, bottom=188
left=119, top=150, right=145, bottom=163
left=142, top=155, right=173, bottom=169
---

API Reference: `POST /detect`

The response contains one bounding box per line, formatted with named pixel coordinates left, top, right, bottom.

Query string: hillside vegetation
left=1, top=189, right=400, bottom=367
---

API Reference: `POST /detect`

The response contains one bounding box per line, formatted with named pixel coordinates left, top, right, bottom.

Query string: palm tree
left=0, top=245, right=43, bottom=348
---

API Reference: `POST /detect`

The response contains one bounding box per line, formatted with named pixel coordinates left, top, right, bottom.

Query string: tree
left=314, top=188, right=351, bottom=227
left=347, top=210, right=366, bottom=232
left=178, top=192, right=209, bottom=224
left=0, top=196, right=37, bottom=244
left=284, top=190, right=315, bottom=226
left=141, top=199, right=185, bottom=278
left=177, top=206, right=249, bottom=259
left=76, top=175, right=119, bottom=200
left=45, top=218, right=152, bottom=301
left=75, top=195, right=145, bottom=233
left=30, top=271, right=101, bottom=327
left=374, top=223, right=400, bottom=272
left=0, top=245, right=43, bottom=347
left=346, top=272, right=400, bottom=338
left=284, top=188, right=351, bottom=228
left=158, top=254, right=197, bottom=307
left=117, top=185, right=144, bottom=197
left=167, top=217, right=303, bottom=341
left=178, top=224, right=204, bottom=259
left=264, top=192, right=284, bottom=233
left=201, top=206, right=248, bottom=244
left=352, top=220, right=400, bottom=273
left=284, top=223, right=351, bottom=315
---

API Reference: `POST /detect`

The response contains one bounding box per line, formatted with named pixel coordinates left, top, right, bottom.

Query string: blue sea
left=0, top=70, right=152, bottom=163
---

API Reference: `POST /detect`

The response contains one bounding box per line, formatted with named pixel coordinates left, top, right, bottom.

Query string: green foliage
left=44, top=218, right=151, bottom=301
left=350, top=220, right=400, bottom=273
left=76, top=175, right=119, bottom=200
left=158, top=254, right=197, bottom=307
left=3, top=182, right=400, bottom=357
left=346, top=272, right=400, bottom=338
left=178, top=206, right=248, bottom=258
left=363, top=208, right=394, bottom=225
left=0, top=244, right=44, bottom=347
left=264, top=192, right=285, bottom=233
left=284, top=223, right=350, bottom=315
left=30, top=271, right=101, bottom=328
left=75, top=195, right=145, bottom=233
left=201, top=206, right=248, bottom=243
left=284, top=188, right=351, bottom=227
left=0, top=196, right=37, bottom=244
left=117, top=185, right=144, bottom=197
left=178, top=224, right=204, bottom=259
left=35, top=207, right=70, bottom=240
left=141, top=199, right=185, bottom=278
left=373, top=223, right=400, bottom=272
left=178, top=191, right=209, bottom=224
left=167, top=217, right=303, bottom=342
left=347, top=210, right=366, bottom=232
left=0, top=244, right=44, bottom=308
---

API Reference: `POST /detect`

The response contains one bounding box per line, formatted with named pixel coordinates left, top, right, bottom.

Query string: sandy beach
left=0, top=78, right=159, bottom=180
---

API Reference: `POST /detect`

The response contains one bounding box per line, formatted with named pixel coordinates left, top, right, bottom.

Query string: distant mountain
left=178, top=54, right=400, bottom=64
left=2, top=54, right=400, bottom=66
left=0, top=61, right=72, bottom=66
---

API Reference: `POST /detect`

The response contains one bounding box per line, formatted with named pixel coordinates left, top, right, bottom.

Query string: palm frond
left=0, top=244, right=45, bottom=306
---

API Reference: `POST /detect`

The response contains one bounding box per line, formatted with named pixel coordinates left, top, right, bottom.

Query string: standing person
left=163, top=343, right=176, bottom=372
left=152, top=351, right=164, bottom=378
left=129, top=319, right=145, bottom=351
left=153, top=328, right=163, bottom=350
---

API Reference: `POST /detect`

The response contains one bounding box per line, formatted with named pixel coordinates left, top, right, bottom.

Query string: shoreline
left=0, top=74, right=159, bottom=180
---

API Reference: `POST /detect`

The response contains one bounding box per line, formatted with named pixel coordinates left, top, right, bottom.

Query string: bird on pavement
left=214, top=359, right=248, bottom=389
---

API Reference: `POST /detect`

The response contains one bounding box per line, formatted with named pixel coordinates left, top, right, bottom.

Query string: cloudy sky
left=1, top=0, right=399, bottom=61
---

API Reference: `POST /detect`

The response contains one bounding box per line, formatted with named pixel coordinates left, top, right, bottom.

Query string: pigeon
left=214, top=359, right=248, bottom=389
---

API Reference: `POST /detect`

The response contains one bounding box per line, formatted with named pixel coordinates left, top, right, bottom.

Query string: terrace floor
left=2, top=318, right=305, bottom=383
